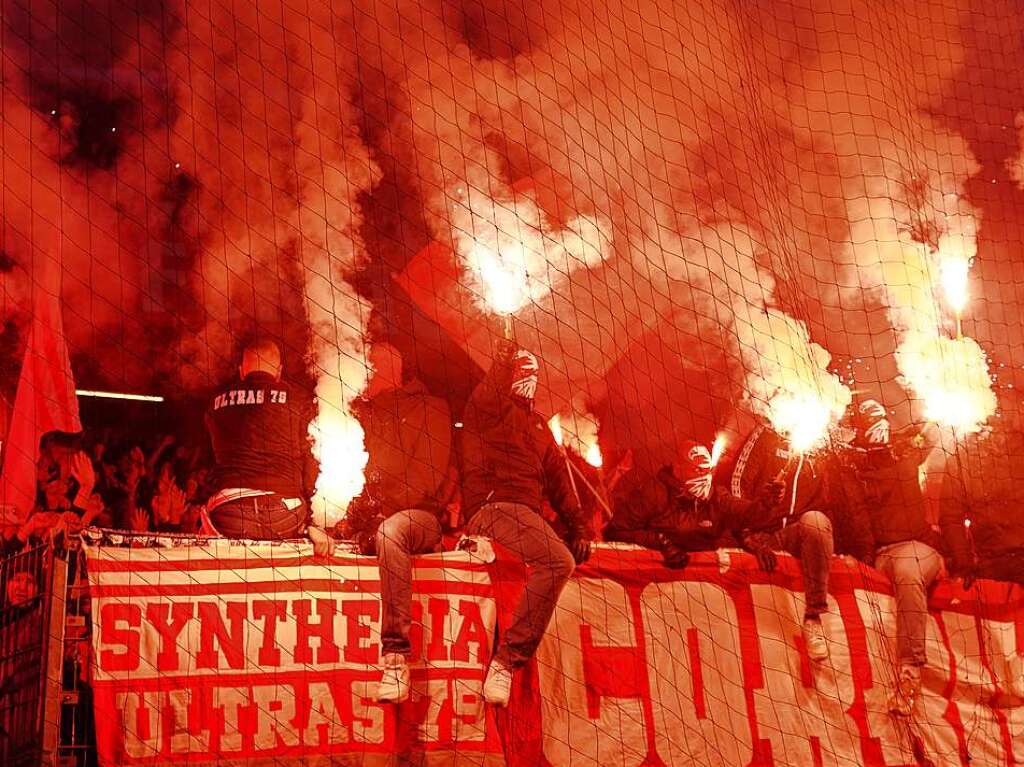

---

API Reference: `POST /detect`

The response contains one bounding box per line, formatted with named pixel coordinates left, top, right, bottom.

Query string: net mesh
left=2, top=0, right=1024, bottom=765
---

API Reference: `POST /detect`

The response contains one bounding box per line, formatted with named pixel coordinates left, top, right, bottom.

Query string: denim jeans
left=875, top=540, right=943, bottom=666
left=207, top=494, right=306, bottom=540
left=466, top=502, right=575, bottom=670
left=773, top=510, right=834, bottom=619
left=376, top=509, right=443, bottom=657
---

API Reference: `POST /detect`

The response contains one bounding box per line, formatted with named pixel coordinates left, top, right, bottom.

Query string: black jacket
left=604, top=465, right=747, bottom=550
left=939, top=430, right=1024, bottom=566
left=204, top=372, right=317, bottom=500
left=728, top=425, right=874, bottom=561
left=847, top=425, right=942, bottom=551
left=459, top=352, right=588, bottom=536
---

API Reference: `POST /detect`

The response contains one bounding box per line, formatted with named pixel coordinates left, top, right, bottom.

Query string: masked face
left=510, top=350, right=539, bottom=403
left=858, top=399, right=890, bottom=445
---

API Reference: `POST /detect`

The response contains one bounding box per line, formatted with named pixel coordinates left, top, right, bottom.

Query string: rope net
left=1, top=0, right=1023, bottom=765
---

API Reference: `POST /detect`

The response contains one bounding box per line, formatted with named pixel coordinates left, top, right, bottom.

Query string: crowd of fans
left=1, top=430, right=209, bottom=555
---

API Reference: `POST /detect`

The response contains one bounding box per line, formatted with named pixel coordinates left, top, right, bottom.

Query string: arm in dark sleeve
left=541, top=435, right=588, bottom=537
left=939, top=460, right=972, bottom=564
left=603, top=489, right=664, bottom=549
left=468, top=347, right=516, bottom=418
left=830, top=460, right=875, bottom=562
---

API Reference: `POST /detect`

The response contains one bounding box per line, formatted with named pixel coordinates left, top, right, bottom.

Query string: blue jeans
left=376, top=509, right=443, bottom=657
left=876, top=540, right=943, bottom=666
left=773, top=510, right=834, bottom=619
left=466, top=502, right=575, bottom=670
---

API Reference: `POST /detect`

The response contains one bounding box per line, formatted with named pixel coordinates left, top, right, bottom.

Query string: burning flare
left=585, top=442, right=603, bottom=468
left=710, top=434, right=727, bottom=468
left=548, top=413, right=564, bottom=446
left=896, top=331, right=996, bottom=434
left=940, top=256, right=970, bottom=316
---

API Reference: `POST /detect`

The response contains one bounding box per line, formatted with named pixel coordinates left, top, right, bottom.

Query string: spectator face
left=6, top=571, right=37, bottom=607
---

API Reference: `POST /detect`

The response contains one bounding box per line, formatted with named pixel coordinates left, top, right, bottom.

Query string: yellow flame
left=585, top=442, right=603, bottom=468
left=472, top=242, right=529, bottom=316
left=309, top=407, right=368, bottom=527
left=767, top=391, right=837, bottom=454
left=710, top=434, right=727, bottom=467
left=940, top=256, right=970, bottom=315
left=548, top=413, right=564, bottom=446
left=896, top=331, right=996, bottom=434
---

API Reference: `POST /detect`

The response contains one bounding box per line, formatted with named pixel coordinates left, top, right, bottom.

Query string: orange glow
left=710, top=434, right=727, bottom=467
left=548, top=414, right=564, bottom=446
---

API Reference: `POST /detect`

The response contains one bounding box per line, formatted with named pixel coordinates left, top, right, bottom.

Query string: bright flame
left=710, top=434, right=727, bottom=467
left=896, top=331, right=996, bottom=434
left=548, top=413, right=564, bottom=446
left=940, top=256, right=970, bottom=315
left=585, top=442, right=603, bottom=468
left=309, top=406, right=368, bottom=527
left=767, top=391, right=838, bottom=454
left=473, top=242, right=529, bottom=316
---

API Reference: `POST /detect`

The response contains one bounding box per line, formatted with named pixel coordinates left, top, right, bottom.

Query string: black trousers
left=208, top=494, right=306, bottom=540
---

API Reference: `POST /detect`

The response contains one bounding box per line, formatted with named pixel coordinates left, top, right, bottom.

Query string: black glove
left=662, top=540, right=690, bottom=570
left=950, top=555, right=977, bottom=588
left=355, top=514, right=386, bottom=556
left=759, top=480, right=786, bottom=508
left=567, top=537, right=592, bottom=565
left=742, top=531, right=778, bottom=573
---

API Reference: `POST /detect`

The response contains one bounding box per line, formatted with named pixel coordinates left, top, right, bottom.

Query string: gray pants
left=773, top=510, right=834, bottom=619
left=876, top=540, right=943, bottom=666
left=466, top=502, right=576, bottom=670
left=376, top=509, right=443, bottom=657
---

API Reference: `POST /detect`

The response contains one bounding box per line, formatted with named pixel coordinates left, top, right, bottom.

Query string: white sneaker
left=803, top=618, right=829, bottom=662
left=482, top=658, right=514, bottom=706
left=377, top=653, right=410, bottom=703
left=888, top=664, right=921, bottom=717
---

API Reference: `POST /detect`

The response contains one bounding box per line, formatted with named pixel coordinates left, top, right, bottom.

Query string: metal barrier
left=0, top=540, right=94, bottom=767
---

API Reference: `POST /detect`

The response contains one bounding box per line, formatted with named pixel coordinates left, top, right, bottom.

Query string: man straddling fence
left=459, top=341, right=593, bottom=707
left=345, top=345, right=456, bottom=704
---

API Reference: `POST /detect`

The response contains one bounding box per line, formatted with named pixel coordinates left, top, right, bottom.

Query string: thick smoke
left=3, top=0, right=1023, bottom=484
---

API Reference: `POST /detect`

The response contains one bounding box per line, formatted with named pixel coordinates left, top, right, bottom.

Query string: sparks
left=767, top=391, right=837, bottom=454
left=940, top=256, right=970, bottom=316
left=75, top=389, right=164, bottom=402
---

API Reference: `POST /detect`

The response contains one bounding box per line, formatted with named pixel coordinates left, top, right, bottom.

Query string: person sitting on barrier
left=940, top=428, right=1024, bottom=587
left=728, top=422, right=844, bottom=662
left=604, top=440, right=777, bottom=568
left=203, top=339, right=333, bottom=555
left=344, top=343, right=455, bottom=704
left=459, top=340, right=592, bottom=707
left=845, top=399, right=943, bottom=717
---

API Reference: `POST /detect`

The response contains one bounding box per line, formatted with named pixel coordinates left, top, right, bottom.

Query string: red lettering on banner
left=100, top=602, right=141, bottom=672
left=115, top=691, right=161, bottom=758
left=196, top=602, right=246, bottom=670
left=343, top=600, right=380, bottom=664
left=212, top=685, right=250, bottom=752
left=642, top=580, right=752, bottom=767
left=252, top=683, right=300, bottom=749
left=294, top=599, right=341, bottom=664
left=303, top=681, right=349, bottom=746
left=146, top=602, right=194, bottom=672
left=425, top=597, right=450, bottom=662
left=452, top=599, right=489, bottom=664
left=252, top=600, right=288, bottom=667
left=685, top=627, right=706, bottom=720
left=580, top=622, right=646, bottom=719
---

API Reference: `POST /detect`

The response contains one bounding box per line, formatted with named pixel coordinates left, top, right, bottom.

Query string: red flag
left=0, top=291, right=80, bottom=524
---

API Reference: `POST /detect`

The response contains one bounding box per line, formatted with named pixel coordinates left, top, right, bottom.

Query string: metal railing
left=0, top=540, right=93, bottom=767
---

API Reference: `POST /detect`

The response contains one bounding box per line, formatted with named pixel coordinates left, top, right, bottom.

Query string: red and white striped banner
left=85, top=542, right=1024, bottom=766
left=84, top=540, right=505, bottom=766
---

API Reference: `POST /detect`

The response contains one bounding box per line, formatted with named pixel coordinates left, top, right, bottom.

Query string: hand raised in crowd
left=152, top=483, right=188, bottom=527
left=742, top=531, right=778, bottom=573
left=307, top=525, right=336, bottom=558
left=127, top=506, right=150, bottom=533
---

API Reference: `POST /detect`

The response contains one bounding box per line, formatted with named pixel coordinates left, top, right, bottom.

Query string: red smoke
left=2, top=0, right=1024, bottom=469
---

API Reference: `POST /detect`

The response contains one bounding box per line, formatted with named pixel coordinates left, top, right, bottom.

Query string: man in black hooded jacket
left=459, top=341, right=592, bottom=707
